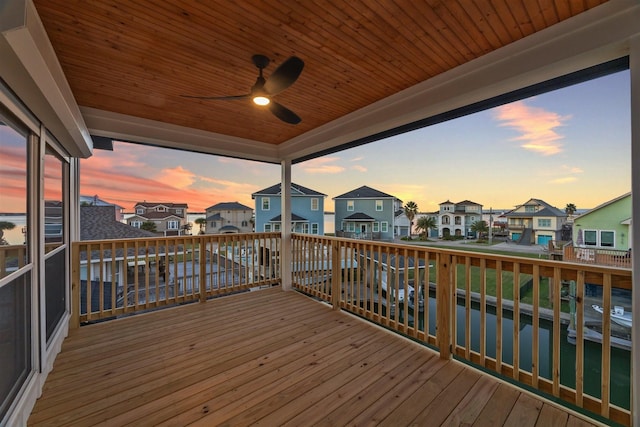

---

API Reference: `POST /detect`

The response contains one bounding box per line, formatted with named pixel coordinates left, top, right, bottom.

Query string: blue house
left=334, top=186, right=401, bottom=241
left=252, top=183, right=326, bottom=234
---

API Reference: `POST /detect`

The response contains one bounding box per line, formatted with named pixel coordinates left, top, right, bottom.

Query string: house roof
left=206, top=202, right=253, bottom=211
left=131, top=212, right=184, bottom=221
left=343, top=213, right=376, bottom=221
left=269, top=213, right=308, bottom=222
left=219, top=225, right=240, bottom=232
left=135, top=202, right=188, bottom=209
left=80, top=195, right=123, bottom=209
left=334, top=186, right=395, bottom=200
left=574, top=192, right=631, bottom=221
left=81, top=206, right=158, bottom=241
left=26, top=1, right=626, bottom=164
left=252, top=183, right=326, bottom=197
left=205, top=213, right=223, bottom=221
left=505, top=198, right=566, bottom=217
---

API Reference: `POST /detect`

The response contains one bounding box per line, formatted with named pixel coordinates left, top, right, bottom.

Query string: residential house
left=204, top=202, right=253, bottom=234
left=438, top=200, right=483, bottom=238
left=505, top=198, right=567, bottom=245
left=573, top=193, right=632, bottom=251
left=252, top=183, right=326, bottom=234
left=334, top=186, right=401, bottom=240
left=414, top=211, right=440, bottom=239
left=127, top=202, right=189, bottom=236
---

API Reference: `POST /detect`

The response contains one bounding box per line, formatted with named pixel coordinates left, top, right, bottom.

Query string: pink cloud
left=494, top=101, right=570, bottom=156
left=301, top=157, right=345, bottom=174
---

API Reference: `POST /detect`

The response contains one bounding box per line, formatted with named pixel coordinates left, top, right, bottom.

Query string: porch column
left=630, top=34, right=640, bottom=427
left=280, top=160, right=292, bottom=291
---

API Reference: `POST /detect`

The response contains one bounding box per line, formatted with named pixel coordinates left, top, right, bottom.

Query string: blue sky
left=79, top=70, right=631, bottom=213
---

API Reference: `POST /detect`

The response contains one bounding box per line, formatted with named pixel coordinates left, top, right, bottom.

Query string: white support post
left=630, top=35, right=640, bottom=427
left=280, top=160, right=292, bottom=291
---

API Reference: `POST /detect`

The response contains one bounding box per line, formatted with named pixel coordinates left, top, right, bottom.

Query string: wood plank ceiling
left=33, top=1, right=608, bottom=146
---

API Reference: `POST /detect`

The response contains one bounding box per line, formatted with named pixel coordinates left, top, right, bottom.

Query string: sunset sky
left=0, top=70, right=631, bottom=215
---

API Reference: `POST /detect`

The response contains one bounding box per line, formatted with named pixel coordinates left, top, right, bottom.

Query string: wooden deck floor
left=29, top=287, right=600, bottom=427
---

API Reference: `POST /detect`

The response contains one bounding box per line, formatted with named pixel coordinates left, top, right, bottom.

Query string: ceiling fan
left=182, top=54, right=304, bottom=124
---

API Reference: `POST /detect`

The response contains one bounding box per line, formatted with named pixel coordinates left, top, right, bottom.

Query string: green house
left=573, top=193, right=631, bottom=251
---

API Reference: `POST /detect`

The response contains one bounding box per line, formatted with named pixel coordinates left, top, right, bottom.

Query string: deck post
left=280, top=160, right=292, bottom=291
left=331, top=241, right=341, bottom=310
left=436, top=252, right=453, bottom=359
left=198, top=237, right=206, bottom=302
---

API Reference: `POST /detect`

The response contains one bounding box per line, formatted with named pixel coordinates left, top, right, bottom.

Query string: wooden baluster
left=436, top=252, right=453, bottom=360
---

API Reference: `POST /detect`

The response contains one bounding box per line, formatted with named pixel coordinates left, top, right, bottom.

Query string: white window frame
left=262, top=197, right=270, bottom=210
left=311, top=223, right=319, bottom=234
left=301, top=223, right=310, bottom=234
left=136, top=208, right=144, bottom=214
left=311, top=198, right=319, bottom=211
left=167, top=220, right=179, bottom=230
left=274, top=223, right=281, bottom=232
left=264, top=224, right=272, bottom=232
left=347, top=200, right=354, bottom=211
left=375, top=200, right=383, bottom=211
left=538, top=218, right=551, bottom=227
left=372, top=222, right=379, bottom=232
left=131, top=221, right=142, bottom=228
left=381, top=222, right=388, bottom=233
left=347, top=222, right=356, bottom=232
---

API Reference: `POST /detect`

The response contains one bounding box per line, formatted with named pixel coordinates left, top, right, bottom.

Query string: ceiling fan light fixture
left=253, top=96, right=270, bottom=106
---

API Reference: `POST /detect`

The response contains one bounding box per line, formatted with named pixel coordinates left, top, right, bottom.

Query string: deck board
left=28, top=287, right=601, bottom=427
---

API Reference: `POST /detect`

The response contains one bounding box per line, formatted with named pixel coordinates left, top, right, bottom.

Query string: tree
left=195, top=217, right=207, bottom=235
left=0, top=221, right=16, bottom=245
left=565, top=203, right=577, bottom=216
left=470, top=220, right=489, bottom=239
left=415, top=216, right=436, bottom=240
left=140, top=221, right=157, bottom=232
left=403, top=201, right=418, bottom=238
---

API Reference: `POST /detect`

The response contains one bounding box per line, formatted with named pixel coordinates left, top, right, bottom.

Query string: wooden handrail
left=290, top=233, right=633, bottom=426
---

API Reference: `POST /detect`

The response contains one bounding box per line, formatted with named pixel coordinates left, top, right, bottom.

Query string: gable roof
left=343, top=212, right=376, bottom=221
left=269, top=213, right=308, bottom=222
left=134, top=202, right=189, bottom=209
left=334, top=186, right=395, bottom=199
left=505, top=198, right=566, bottom=217
left=252, top=183, right=326, bottom=197
left=81, top=206, right=158, bottom=241
left=131, top=212, right=184, bottom=221
left=206, top=201, right=253, bottom=211
left=574, top=192, right=631, bottom=220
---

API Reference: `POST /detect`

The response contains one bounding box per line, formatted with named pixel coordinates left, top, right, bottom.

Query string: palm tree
left=470, top=220, right=489, bottom=239
left=403, top=201, right=418, bottom=238
left=0, top=221, right=16, bottom=245
left=415, top=216, right=436, bottom=240
left=565, top=203, right=577, bottom=216
left=195, top=217, right=207, bottom=234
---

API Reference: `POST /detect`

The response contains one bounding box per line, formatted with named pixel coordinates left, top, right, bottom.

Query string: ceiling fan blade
left=263, top=56, right=304, bottom=95
left=269, top=101, right=301, bottom=124
left=181, top=94, right=250, bottom=101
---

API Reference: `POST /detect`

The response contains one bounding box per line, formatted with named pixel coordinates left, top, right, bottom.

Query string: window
left=372, top=222, right=379, bottom=232
left=242, top=220, right=248, bottom=227
left=131, top=221, right=142, bottom=228
left=538, top=219, right=551, bottom=227
left=375, top=200, right=383, bottom=211
left=311, top=223, right=319, bottom=234
left=262, top=197, right=270, bottom=210
left=175, top=209, right=182, bottom=215
left=274, top=223, right=281, bottom=232
left=136, top=208, right=144, bottom=214
left=301, top=223, right=310, bottom=233
left=347, top=222, right=356, bottom=232
left=167, top=220, right=179, bottom=229
left=525, top=205, right=536, bottom=213
left=454, top=216, right=461, bottom=225
left=264, top=224, right=271, bottom=232
left=601, top=231, right=614, bottom=247
left=442, top=216, right=450, bottom=225
left=347, top=200, right=354, bottom=211
left=211, top=221, right=216, bottom=228
left=381, top=222, right=388, bottom=233
left=157, top=206, right=166, bottom=212
left=584, top=230, right=597, bottom=246
left=311, top=198, right=319, bottom=211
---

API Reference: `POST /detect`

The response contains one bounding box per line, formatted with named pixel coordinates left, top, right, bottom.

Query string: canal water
left=393, top=295, right=631, bottom=410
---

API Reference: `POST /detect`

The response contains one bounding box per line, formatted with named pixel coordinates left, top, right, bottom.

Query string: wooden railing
left=563, top=242, right=632, bottom=268
left=291, top=234, right=633, bottom=426
left=71, top=233, right=281, bottom=325
left=0, top=244, right=28, bottom=279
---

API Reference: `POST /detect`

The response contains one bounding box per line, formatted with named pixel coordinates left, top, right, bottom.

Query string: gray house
left=204, top=202, right=253, bottom=234
left=252, top=183, right=326, bottom=234
left=334, top=186, right=401, bottom=241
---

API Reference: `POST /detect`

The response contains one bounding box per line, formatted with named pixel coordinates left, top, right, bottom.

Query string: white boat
left=592, top=304, right=632, bottom=328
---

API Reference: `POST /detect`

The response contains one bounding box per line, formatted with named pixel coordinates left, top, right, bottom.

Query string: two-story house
left=127, top=202, right=189, bottom=236
left=505, top=198, right=567, bottom=245
left=204, top=202, right=253, bottom=234
left=334, top=186, right=400, bottom=241
left=252, top=183, right=326, bottom=234
left=438, top=200, right=483, bottom=238
left=80, top=194, right=125, bottom=221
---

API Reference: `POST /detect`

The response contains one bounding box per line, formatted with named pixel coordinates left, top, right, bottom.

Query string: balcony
left=26, top=234, right=632, bottom=426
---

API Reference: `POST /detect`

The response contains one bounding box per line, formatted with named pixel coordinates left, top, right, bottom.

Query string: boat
left=592, top=304, right=632, bottom=328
